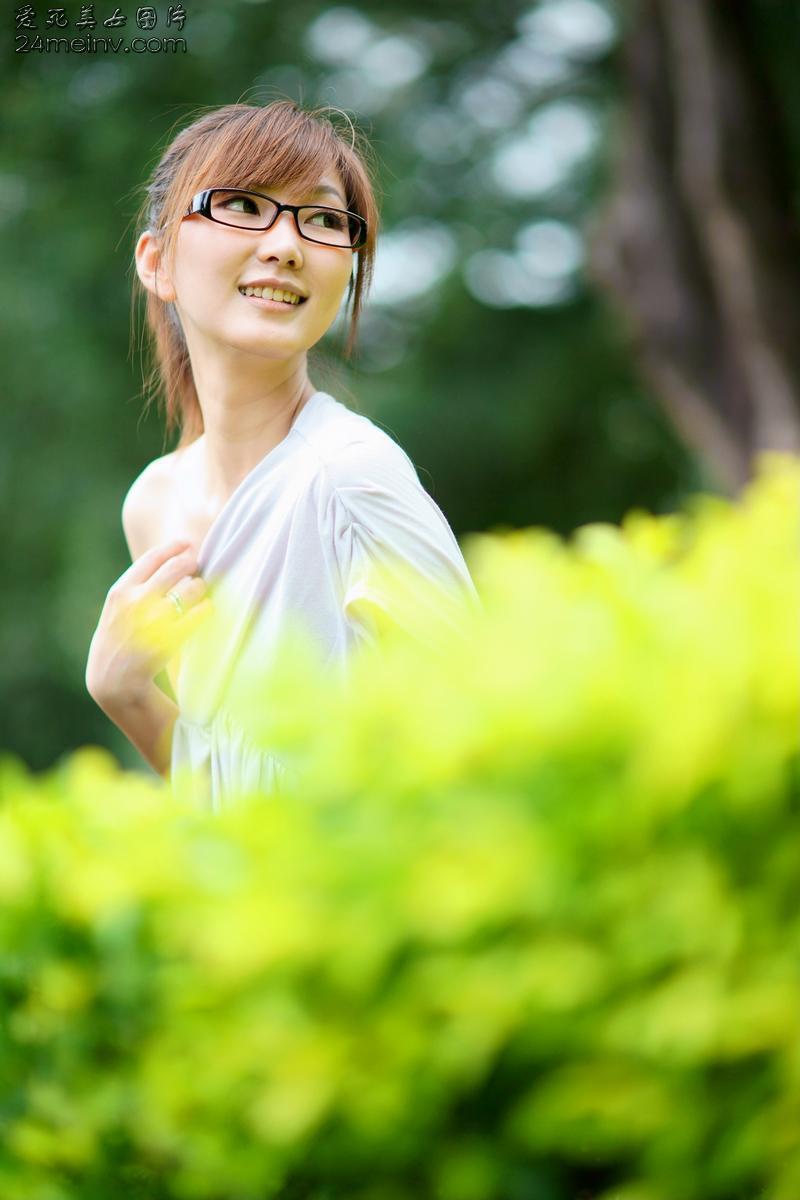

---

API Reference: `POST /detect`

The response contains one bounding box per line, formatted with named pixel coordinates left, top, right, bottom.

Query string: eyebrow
left=246, top=181, right=347, bottom=206
left=309, top=184, right=347, bottom=205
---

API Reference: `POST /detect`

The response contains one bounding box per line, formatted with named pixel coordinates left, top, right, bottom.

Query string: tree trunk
left=587, top=0, right=800, bottom=494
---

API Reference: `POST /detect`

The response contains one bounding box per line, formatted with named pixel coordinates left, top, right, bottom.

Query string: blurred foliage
left=0, top=0, right=713, bottom=771
left=0, top=450, right=797, bottom=1199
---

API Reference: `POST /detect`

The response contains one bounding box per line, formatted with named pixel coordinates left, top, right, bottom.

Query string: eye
left=305, top=208, right=349, bottom=231
left=221, top=191, right=259, bottom=214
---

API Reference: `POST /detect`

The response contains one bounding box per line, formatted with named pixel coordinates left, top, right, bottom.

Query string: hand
left=86, top=539, right=212, bottom=708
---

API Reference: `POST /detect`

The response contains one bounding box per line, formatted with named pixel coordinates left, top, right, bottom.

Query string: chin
left=222, top=331, right=304, bottom=356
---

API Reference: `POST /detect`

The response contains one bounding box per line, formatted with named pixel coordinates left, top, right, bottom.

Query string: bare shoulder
left=121, top=449, right=184, bottom=562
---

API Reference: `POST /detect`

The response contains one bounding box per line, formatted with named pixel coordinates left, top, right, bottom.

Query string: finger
left=141, top=548, right=203, bottom=596
left=163, top=574, right=208, bottom=610
left=120, top=590, right=183, bottom=659
left=123, top=539, right=194, bottom=586
left=170, top=597, right=215, bottom=645
left=125, top=593, right=215, bottom=673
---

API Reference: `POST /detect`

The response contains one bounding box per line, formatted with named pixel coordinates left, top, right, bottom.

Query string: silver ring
left=166, top=588, right=185, bottom=617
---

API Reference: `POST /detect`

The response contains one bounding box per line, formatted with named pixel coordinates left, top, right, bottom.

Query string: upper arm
left=121, top=460, right=180, bottom=704
left=326, top=441, right=481, bottom=645
left=121, top=460, right=163, bottom=563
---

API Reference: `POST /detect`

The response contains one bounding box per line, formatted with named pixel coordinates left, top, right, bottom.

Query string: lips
left=238, top=291, right=305, bottom=314
left=238, top=281, right=308, bottom=302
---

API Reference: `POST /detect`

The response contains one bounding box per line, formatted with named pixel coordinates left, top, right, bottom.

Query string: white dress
left=169, top=389, right=480, bottom=811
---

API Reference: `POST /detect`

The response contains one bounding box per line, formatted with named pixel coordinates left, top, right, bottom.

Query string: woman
left=86, top=100, right=480, bottom=811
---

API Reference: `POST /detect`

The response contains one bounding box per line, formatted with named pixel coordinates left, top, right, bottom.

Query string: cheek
left=173, top=230, right=230, bottom=295
left=317, top=257, right=354, bottom=311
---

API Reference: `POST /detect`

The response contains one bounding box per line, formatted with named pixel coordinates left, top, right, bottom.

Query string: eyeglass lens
left=209, top=189, right=360, bottom=247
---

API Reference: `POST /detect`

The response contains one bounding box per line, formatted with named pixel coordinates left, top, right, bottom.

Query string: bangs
left=180, top=108, right=349, bottom=214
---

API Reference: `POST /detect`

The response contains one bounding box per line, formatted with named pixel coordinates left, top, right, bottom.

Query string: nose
left=255, top=209, right=304, bottom=267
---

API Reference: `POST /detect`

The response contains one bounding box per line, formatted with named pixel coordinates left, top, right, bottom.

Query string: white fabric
left=169, top=390, right=480, bottom=812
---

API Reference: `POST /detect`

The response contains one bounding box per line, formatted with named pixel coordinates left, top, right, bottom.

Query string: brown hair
left=131, top=100, right=381, bottom=450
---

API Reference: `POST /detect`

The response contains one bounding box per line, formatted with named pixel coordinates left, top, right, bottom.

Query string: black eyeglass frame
left=185, top=187, right=368, bottom=251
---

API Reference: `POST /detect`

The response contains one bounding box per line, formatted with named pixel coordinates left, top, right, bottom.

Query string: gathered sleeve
left=325, top=439, right=481, bottom=650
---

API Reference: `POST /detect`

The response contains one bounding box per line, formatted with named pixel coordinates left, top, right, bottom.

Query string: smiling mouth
left=238, top=285, right=307, bottom=306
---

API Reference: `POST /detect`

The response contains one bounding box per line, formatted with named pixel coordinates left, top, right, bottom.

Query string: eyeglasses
left=185, top=187, right=368, bottom=250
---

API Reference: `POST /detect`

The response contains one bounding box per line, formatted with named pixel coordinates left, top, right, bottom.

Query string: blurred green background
left=2, top=0, right=799, bottom=771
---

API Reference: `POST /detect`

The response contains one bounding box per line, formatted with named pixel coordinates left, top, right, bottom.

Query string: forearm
left=91, top=682, right=179, bottom=779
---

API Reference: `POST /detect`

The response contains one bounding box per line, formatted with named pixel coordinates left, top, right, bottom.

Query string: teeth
left=239, top=285, right=302, bottom=304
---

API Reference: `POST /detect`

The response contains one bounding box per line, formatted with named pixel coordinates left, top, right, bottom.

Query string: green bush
left=1, top=452, right=798, bottom=1200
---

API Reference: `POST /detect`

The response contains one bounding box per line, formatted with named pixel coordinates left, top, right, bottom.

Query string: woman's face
left=156, top=166, right=355, bottom=363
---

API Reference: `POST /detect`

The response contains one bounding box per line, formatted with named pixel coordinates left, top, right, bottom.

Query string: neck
left=190, top=355, right=316, bottom=507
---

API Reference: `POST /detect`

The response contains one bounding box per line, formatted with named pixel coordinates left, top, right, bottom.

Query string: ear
left=134, top=229, right=177, bottom=302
